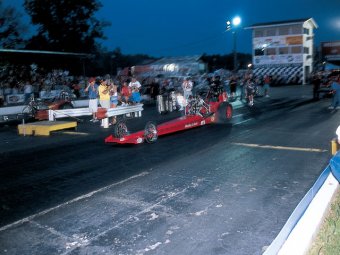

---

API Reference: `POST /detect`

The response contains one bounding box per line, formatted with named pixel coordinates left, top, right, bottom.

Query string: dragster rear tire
left=217, top=102, right=233, bottom=122
left=144, top=121, right=158, bottom=144
left=114, top=119, right=129, bottom=138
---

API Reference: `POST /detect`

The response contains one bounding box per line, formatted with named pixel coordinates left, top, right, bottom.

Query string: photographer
left=84, top=77, right=99, bottom=122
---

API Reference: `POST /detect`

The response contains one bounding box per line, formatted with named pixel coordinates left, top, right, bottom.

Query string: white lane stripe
left=231, top=142, right=328, bottom=153
left=233, top=119, right=252, bottom=125
left=232, top=114, right=244, bottom=118
left=60, top=131, right=89, bottom=135
left=0, top=171, right=150, bottom=232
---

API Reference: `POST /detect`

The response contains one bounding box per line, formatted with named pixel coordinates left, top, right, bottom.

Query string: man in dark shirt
left=312, top=73, right=322, bottom=100
left=209, top=76, right=223, bottom=101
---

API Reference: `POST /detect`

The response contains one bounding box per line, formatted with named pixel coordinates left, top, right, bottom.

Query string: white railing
left=106, top=104, right=143, bottom=118
left=48, top=104, right=143, bottom=121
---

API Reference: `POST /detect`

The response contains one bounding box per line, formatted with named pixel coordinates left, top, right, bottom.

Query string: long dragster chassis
left=105, top=92, right=233, bottom=145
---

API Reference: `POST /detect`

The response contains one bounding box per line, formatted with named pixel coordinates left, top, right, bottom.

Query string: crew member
left=210, top=76, right=223, bottom=101
left=182, top=77, right=193, bottom=106
left=109, top=80, right=119, bottom=125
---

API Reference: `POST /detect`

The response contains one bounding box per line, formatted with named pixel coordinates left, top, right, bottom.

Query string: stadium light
left=226, top=16, right=242, bottom=71
left=232, top=16, right=241, bottom=26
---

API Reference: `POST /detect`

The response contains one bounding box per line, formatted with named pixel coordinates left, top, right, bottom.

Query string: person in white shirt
left=129, top=77, right=142, bottom=104
left=182, top=77, right=193, bottom=106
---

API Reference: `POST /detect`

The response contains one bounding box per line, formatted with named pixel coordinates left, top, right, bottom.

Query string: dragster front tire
left=217, top=102, right=233, bottom=122
left=144, top=121, right=158, bottom=143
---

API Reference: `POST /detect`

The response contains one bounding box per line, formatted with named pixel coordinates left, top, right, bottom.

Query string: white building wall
left=302, top=21, right=315, bottom=83
left=250, top=19, right=317, bottom=85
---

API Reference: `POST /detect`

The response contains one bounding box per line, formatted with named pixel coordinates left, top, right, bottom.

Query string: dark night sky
left=4, top=0, right=340, bottom=57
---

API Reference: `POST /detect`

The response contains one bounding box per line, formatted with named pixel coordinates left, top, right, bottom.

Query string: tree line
left=0, top=0, right=251, bottom=75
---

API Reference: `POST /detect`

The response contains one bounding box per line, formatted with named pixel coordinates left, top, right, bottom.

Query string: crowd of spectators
left=1, top=62, right=337, bottom=108
left=0, top=63, right=265, bottom=107
left=0, top=63, right=88, bottom=106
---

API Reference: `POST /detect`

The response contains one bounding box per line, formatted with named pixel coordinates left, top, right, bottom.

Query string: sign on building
left=322, top=41, right=340, bottom=61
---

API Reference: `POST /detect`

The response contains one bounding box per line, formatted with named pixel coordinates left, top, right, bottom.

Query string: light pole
left=226, top=16, right=241, bottom=71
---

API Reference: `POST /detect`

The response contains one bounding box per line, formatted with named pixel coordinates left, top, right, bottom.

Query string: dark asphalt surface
left=0, top=85, right=339, bottom=255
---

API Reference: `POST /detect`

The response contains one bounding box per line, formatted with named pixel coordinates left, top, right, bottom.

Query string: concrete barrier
left=264, top=152, right=340, bottom=255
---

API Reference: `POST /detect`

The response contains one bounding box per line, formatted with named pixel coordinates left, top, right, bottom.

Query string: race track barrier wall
left=0, top=100, right=89, bottom=116
left=264, top=152, right=340, bottom=255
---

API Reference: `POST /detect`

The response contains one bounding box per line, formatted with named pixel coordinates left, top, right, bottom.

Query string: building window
left=254, top=30, right=263, bottom=38
left=291, top=25, right=302, bottom=34
left=279, top=47, right=289, bottom=55
left=266, top=48, right=276, bottom=55
left=279, top=26, right=290, bottom=36
left=303, top=28, right=310, bottom=35
left=291, top=46, right=302, bottom=54
left=266, top=29, right=276, bottom=36
left=255, top=49, right=264, bottom=56
left=304, top=47, right=309, bottom=54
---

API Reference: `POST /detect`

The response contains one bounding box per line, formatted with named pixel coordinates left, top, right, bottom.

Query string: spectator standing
left=246, top=79, right=256, bottom=106
left=229, top=75, right=237, bottom=99
left=328, top=76, right=340, bottom=110
left=0, top=86, right=4, bottom=106
left=98, top=78, right=110, bottom=108
left=238, top=78, right=246, bottom=101
left=109, top=81, right=119, bottom=108
left=129, top=77, right=142, bottom=104
left=24, top=80, right=34, bottom=102
left=84, top=77, right=99, bottom=122
left=109, top=80, right=119, bottom=124
left=120, top=81, right=131, bottom=105
left=4, top=83, right=12, bottom=97
left=12, top=83, right=19, bottom=94
left=150, top=79, right=160, bottom=100
left=72, top=80, right=81, bottom=98
left=98, top=78, right=111, bottom=126
left=312, top=73, right=321, bottom=100
left=263, top=75, right=271, bottom=97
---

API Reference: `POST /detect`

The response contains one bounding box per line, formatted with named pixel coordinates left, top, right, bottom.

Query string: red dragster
left=22, top=91, right=75, bottom=120
left=105, top=87, right=233, bottom=145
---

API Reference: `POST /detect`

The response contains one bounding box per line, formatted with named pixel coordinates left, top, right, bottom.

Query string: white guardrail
left=48, top=104, right=144, bottom=121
